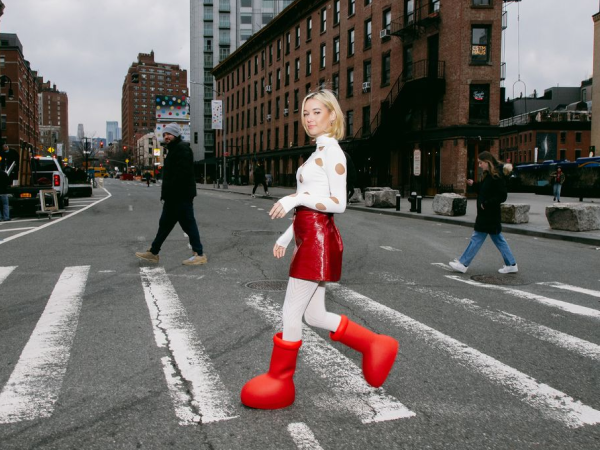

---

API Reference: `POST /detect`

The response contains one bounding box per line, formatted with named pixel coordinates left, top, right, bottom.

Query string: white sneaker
left=449, top=260, right=468, bottom=273
left=498, top=264, right=518, bottom=274
left=250, top=194, right=256, bottom=198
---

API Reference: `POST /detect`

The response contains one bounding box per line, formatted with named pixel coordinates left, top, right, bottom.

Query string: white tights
left=281, top=277, right=342, bottom=342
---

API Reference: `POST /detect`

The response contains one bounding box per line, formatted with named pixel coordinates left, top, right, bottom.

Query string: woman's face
left=478, top=159, right=490, bottom=172
left=303, top=98, right=335, bottom=138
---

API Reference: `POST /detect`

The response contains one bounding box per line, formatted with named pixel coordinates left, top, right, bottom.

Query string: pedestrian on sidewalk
left=449, top=151, right=518, bottom=274
left=550, top=166, right=565, bottom=202
left=144, top=171, right=152, bottom=187
left=135, top=123, right=207, bottom=266
left=241, top=89, right=398, bottom=410
left=0, top=167, right=10, bottom=221
left=251, top=161, right=269, bottom=198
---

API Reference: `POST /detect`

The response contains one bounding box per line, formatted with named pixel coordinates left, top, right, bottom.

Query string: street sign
left=413, top=149, right=421, bottom=176
left=125, top=159, right=129, bottom=164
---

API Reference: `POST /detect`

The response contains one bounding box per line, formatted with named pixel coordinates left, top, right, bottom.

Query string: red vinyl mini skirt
left=289, top=206, right=343, bottom=282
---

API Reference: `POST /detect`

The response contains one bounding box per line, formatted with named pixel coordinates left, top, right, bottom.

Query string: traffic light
left=100, top=141, right=104, bottom=148
left=123, top=146, right=127, bottom=151
left=131, top=73, right=139, bottom=83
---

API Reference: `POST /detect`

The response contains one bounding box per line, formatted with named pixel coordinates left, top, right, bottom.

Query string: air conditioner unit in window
left=380, top=29, right=391, bottom=39
left=283, top=108, right=289, bottom=116
left=266, top=114, right=272, bottom=121
left=265, top=85, right=272, bottom=93
left=362, top=82, right=371, bottom=92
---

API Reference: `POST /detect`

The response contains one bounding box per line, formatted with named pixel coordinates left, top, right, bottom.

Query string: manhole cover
left=246, top=280, right=288, bottom=291
left=471, top=275, right=530, bottom=286
left=233, top=230, right=280, bottom=236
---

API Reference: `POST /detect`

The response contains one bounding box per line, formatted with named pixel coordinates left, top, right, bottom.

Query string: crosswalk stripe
left=140, top=267, right=237, bottom=425
left=0, top=266, right=90, bottom=423
left=246, top=294, right=415, bottom=424
left=537, top=281, right=600, bottom=298
left=329, top=283, right=600, bottom=429
left=447, top=276, right=600, bottom=320
left=0, top=266, right=16, bottom=285
left=287, top=422, right=324, bottom=450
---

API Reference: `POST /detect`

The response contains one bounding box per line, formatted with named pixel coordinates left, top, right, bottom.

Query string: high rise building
left=190, top=0, right=293, bottom=163
left=121, top=51, right=188, bottom=159
left=77, top=124, right=84, bottom=140
left=106, top=121, right=119, bottom=144
left=38, top=80, right=69, bottom=157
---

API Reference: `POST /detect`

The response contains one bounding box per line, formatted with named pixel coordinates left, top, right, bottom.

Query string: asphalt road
left=0, top=178, right=598, bottom=449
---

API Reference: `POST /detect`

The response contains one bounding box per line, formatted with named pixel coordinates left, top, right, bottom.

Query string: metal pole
left=223, top=110, right=228, bottom=189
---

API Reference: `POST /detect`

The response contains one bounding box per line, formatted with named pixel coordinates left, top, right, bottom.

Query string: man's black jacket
left=161, top=137, right=196, bottom=202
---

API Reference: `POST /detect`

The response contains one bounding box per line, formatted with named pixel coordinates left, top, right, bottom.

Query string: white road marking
left=537, top=281, right=600, bottom=298
left=0, top=266, right=90, bottom=423
left=128, top=205, right=134, bottom=211
left=0, top=227, right=35, bottom=233
left=246, top=294, right=415, bottom=424
left=140, top=267, right=237, bottom=424
left=287, top=422, right=324, bottom=450
left=432, top=262, right=457, bottom=272
left=329, top=283, right=600, bottom=429
left=447, top=276, right=600, bottom=320
left=380, top=246, right=402, bottom=252
left=0, top=266, right=17, bottom=285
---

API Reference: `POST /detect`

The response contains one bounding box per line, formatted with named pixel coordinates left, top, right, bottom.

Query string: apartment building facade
left=38, top=80, right=69, bottom=157
left=212, top=0, right=507, bottom=194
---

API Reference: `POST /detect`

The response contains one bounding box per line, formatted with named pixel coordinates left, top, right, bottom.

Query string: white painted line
left=432, top=262, right=456, bottom=272
left=447, top=276, right=600, bottom=320
left=140, top=267, right=237, bottom=424
left=246, top=294, right=414, bottom=424
left=0, top=266, right=90, bottom=423
left=0, top=227, right=35, bottom=233
left=0, top=266, right=17, bottom=285
left=287, top=422, right=324, bottom=450
left=538, top=281, right=600, bottom=299
left=380, top=246, right=402, bottom=252
left=0, top=187, right=112, bottom=246
left=329, top=283, right=600, bottom=429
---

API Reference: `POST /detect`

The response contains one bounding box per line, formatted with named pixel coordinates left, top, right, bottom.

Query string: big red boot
left=330, top=315, right=398, bottom=388
left=241, top=333, right=302, bottom=409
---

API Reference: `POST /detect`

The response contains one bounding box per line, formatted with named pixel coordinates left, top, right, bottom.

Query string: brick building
left=211, top=0, right=508, bottom=194
left=38, top=80, right=69, bottom=157
left=121, top=51, right=188, bottom=165
left=0, top=33, right=40, bottom=163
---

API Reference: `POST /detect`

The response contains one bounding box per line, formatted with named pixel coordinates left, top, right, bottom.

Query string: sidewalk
left=196, top=183, right=600, bottom=246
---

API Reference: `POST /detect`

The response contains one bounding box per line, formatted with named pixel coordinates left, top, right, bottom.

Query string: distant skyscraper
left=189, top=0, right=292, bottom=162
left=77, top=124, right=84, bottom=140
left=106, top=121, right=119, bottom=143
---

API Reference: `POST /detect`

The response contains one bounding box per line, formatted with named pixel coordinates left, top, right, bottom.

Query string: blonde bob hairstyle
left=301, top=89, right=345, bottom=140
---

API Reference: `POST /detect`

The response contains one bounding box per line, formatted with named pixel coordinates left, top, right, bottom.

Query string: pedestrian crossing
left=0, top=265, right=599, bottom=431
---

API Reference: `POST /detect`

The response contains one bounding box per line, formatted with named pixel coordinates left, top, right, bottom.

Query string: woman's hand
left=269, top=201, right=287, bottom=219
left=273, top=243, right=286, bottom=259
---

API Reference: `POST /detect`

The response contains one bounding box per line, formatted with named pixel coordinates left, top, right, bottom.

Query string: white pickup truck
left=9, top=156, right=69, bottom=212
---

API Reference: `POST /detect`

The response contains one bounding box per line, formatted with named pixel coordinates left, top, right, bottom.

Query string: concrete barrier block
left=545, top=203, right=600, bottom=231
left=365, top=189, right=399, bottom=208
left=349, top=188, right=363, bottom=203
left=432, top=193, right=467, bottom=216
left=501, top=203, right=530, bottom=224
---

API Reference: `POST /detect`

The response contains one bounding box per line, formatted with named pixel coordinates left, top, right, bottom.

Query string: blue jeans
left=459, top=231, right=516, bottom=267
left=0, top=194, right=9, bottom=220
left=150, top=199, right=203, bottom=255
left=553, top=183, right=562, bottom=201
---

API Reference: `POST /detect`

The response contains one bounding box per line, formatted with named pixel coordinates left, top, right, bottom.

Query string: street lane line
left=0, top=227, right=35, bottom=233
left=387, top=271, right=600, bottom=362
left=380, top=246, right=402, bottom=252
left=447, top=276, right=600, bottom=320
left=0, top=266, right=17, bottom=285
left=140, top=267, right=237, bottom=425
left=0, top=266, right=90, bottom=423
left=246, top=294, right=415, bottom=424
left=537, top=281, right=600, bottom=298
left=287, top=422, right=324, bottom=450
left=329, top=283, right=600, bottom=429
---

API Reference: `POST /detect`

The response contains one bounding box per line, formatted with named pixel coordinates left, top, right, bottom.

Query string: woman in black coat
left=449, top=151, right=518, bottom=274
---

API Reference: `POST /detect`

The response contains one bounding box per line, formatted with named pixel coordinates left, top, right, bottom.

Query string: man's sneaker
left=183, top=254, right=208, bottom=266
left=265, top=192, right=270, bottom=196
left=250, top=194, right=256, bottom=198
left=498, top=264, right=518, bottom=274
left=136, top=249, right=159, bottom=263
left=449, top=260, right=468, bottom=273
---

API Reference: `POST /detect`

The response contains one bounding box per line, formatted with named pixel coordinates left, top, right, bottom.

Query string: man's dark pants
left=150, top=199, right=203, bottom=256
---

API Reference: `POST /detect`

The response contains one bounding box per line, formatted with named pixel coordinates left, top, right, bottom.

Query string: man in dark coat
left=135, top=123, right=207, bottom=265
left=0, top=167, right=10, bottom=221
left=251, top=161, right=269, bottom=197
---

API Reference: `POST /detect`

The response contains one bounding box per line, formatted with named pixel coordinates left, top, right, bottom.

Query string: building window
left=348, top=29, right=355, bottom=56
left=334, top=0, right=341, bottom=25
left=286, top=32, right=291, bottom=54
left=295, top=25, right=301, bottom=48
left=320, top=44, right=326, bottom=69
left=473, top=0, right=491, bottom=6
left=276, top=97, right=280, bottom=118
left=269, top=45, right=273, bottom=65
left=277, top=39, right=281, bottom=60
left=363, top=60, right=371, bottom=84
left=320, top=7, right=327, bottom=33
left=254, top=55, right=259, bottom=74
left=294, top=89, right=299, bottom=111
left=347, top=68, right=354, bottom=97
left=471, top=26, right=491, bottom=64
left=306, top=52, right=312, bottom=76
left=333, top=36, right=340, bottom=63
left=469, top=84, right=490, bottom=123
left=403, top=46, right=412, bottom=80
left=560, top=131, right=566, bottom=144
left=347, top=110, right=354, bottom=136
left=332, top=73, right=340, bottom=96
left=576, top=132, right=582, bottom=143
left=285, top=62, right=290, bottom=85
left=382, top=52, right=391, bottom=85
left=364, top=19, right=372, bottom=49
left=348, top=0, right=355, bottom=16
left=295, top=58, right=300, bottom=80
left=383, top=8, right=391, bottom=32
left=307, top=17, right=312, bottom=41
left=276, top=69, right=281, bottom=89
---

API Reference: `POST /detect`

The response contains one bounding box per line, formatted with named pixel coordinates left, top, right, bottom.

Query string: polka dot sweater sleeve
left=278, top=135, right=347, bottom=215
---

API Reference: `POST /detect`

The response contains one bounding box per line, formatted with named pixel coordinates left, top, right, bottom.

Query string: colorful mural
left=155, top=95, right=190, bottom=120
left=535, top=132, right=557, bottom=161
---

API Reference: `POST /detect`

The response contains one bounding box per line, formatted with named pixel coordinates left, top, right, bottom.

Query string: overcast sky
left=0, top=0, right=598, bottom=138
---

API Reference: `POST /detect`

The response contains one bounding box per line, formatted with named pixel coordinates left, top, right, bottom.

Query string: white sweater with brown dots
left=276, top=134, right=347, bottom=249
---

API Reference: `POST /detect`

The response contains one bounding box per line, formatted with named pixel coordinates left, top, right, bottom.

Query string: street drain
left=471, top=274, right=530, bottom=286
left=246, top=280, right=288, bottom=291
left=233, top=230, right=280, bottom=236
